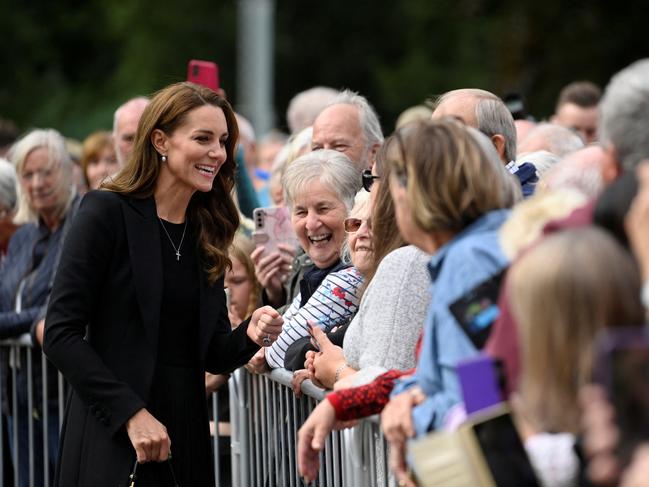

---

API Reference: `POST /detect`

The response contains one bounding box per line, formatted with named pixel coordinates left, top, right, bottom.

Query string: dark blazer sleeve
left=43, top=192, right=146, bottom=436
left=204, top=282, right=260, bottom=374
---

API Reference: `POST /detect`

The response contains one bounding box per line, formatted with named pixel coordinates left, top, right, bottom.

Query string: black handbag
left=128, top=456, right=179, bottom=487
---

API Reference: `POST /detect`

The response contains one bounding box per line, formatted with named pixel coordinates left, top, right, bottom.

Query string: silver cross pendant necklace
left=158, top=217, right=188, bottom=261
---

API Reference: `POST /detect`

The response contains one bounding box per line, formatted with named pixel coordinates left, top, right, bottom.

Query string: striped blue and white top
left=265, top=266, right=363, bottom=369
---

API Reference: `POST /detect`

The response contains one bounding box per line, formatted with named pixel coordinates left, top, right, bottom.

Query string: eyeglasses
left=361, top=169, right=380, bottom=192
left=344, top=217, right=372, bottom=233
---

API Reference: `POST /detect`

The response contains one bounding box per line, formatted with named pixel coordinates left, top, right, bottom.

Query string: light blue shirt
left=391, top=209, right=510, bottom=435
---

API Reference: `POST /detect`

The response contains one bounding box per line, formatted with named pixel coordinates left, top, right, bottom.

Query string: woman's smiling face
left=347, top=201, right=373, bottom=275
left=291, top=179, right=348, bottom=269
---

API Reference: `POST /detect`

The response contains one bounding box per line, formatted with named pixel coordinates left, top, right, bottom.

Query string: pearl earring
left=161, top=155, right=167, bottom=163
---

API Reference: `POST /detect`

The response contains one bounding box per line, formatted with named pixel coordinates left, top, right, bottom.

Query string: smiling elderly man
left=311, top=90, right=383, bottom=172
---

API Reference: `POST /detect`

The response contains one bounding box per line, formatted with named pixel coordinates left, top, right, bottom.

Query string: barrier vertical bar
left=11, top=346, right=19, bottom=487
left=26, top=347, right=34, bottom=487
left=41, top=351, right=49, bottom=487
left=0, top=366, right=4, bottom=484
left=212, top=391, right=220, bottom=487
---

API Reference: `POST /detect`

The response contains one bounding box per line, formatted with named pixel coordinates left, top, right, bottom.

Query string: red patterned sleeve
left=326, top=368, right=415, bottom=421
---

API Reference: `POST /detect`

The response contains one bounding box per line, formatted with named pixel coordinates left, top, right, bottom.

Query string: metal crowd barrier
left=0, top=334, right=66, bottom=487
left=229, top=367, right=390, bottom=487
left=0, top=335, right=389, bottom=487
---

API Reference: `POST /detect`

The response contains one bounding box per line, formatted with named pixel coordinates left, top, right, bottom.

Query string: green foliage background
left=1, top=0, right=648, bottom=140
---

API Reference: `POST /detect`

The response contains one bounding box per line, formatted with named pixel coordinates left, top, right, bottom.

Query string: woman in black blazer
left=44, top=82, right=283, bottom=487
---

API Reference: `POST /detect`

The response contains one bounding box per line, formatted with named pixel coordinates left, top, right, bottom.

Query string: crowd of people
left=0, top=56, right=648, bottom=487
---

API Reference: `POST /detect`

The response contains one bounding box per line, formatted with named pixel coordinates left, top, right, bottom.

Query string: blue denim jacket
left=391, top=209, right=510, bottom=435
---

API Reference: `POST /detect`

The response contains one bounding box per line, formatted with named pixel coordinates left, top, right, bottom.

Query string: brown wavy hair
left=359, top=140, right=405, bottom=297
left=388, top=119, right=514, bottom=234
left=103, top=82, right=240, bottom=283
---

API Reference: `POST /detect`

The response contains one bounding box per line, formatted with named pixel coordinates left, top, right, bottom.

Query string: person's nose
left=305, top=211, right=321, bottom=231
left=208, top=143, right=227, bottom=164
left=31, top=171, right=45, bottom=189
left=356, top=219, right=372, bottom=240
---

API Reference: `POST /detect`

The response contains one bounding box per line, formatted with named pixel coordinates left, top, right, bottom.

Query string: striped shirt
left=266, top=266, right=363, bottom=369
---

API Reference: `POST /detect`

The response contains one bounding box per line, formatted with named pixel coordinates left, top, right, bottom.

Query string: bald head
left=432, top=91, right=479, bottom=126
left=113, top=97, right=149, bottom=165
left=432, top=89, right=516, bottom=163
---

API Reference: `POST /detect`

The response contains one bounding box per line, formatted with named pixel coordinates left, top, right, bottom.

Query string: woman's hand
left=245, top=347, right=269, bottom=374
left=292, top=369, right=311, bottom=398
left=297, top=399, right=339, bottom=482
left=247, top=305, right=284, bottom=347
left=126, top=408, right=171, bottom=463
left=309, top=326, right=350, bottom=389
left=205, top=373, right=229, bottom=395
left=34, top=319, right=45, bottom=346
left=381, top=387, right=425, bottom=484
left=251, top=244, right=295, bottom=307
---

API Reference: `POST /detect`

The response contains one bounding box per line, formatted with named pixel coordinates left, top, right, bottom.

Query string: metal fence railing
left=229, top=368, right=390, bottom=487
left=0, top=334, right=66, bottom=487
left=0, top=336, right=388, bottom=487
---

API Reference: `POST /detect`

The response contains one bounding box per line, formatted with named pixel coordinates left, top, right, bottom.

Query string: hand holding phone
left=252, top=207, right=298, bottom=258
left=307, top=322, right=321, bottom=351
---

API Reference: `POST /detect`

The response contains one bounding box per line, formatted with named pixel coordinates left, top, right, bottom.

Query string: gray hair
left=112, top=96, right=149, bottom=135
left=467, top=125, right=522, bottom=206
left=435, top=89, right=517, bottom=163
left=599, top=58, right=649, bottom=171
left=9, top=129, right=75, bottom=224
left=286, top=86, right=340, bottom=134
left=518, top=123, right=584, bottom=158
left=282, top=149, right=361, bottom=212
left=0, top=158, right=17, bottom=211
left=328, top=89, right=384, bottom=150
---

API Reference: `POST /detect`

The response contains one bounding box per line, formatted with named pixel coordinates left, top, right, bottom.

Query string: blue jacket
left=392, top=209, right=510, bottom=434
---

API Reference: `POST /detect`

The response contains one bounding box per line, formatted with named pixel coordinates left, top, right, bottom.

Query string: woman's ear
left=150, top=129, right=168, bottom=155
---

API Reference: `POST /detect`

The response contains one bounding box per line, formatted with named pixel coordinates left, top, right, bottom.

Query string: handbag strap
left=129, top=456, right=179, bottom=487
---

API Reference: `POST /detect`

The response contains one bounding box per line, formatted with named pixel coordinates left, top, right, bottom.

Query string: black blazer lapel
left=123, top=196, right=163, bottom=355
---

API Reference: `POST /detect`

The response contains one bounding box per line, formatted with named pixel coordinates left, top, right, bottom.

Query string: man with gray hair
left=113, top=96, right=149, bottom=165
left=311, top=89, right=384, bottom=172
left=432, top=88, right=537, bottom=196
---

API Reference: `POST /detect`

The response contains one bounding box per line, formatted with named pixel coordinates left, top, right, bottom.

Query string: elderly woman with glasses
left=0, top=129, right=79, bottom=487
